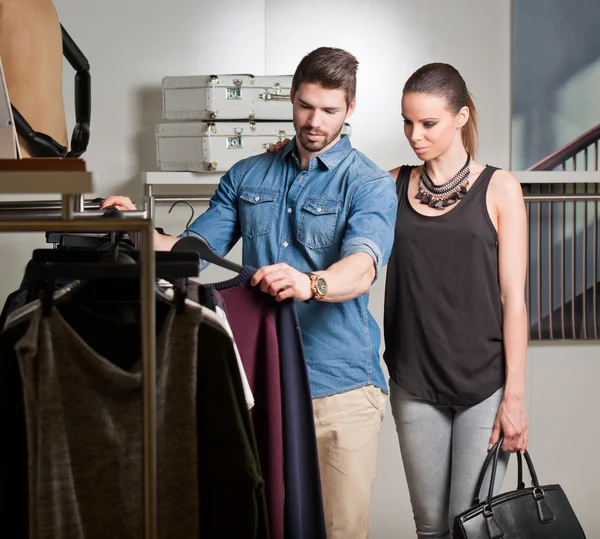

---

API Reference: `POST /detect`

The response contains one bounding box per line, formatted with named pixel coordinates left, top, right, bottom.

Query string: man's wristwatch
left=305, top=272, right=328, bottom=301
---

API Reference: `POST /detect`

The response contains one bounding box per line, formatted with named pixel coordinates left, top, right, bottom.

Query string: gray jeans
left=389, top=379, right=509, bottom=539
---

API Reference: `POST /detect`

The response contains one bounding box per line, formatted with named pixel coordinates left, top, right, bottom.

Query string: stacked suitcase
left=156, top=74, right=297, bottom=172
left=156, top=74, right=351, bottom=172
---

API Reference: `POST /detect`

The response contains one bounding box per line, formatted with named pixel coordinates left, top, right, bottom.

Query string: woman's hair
left=403, top=63, right=479, bottom=157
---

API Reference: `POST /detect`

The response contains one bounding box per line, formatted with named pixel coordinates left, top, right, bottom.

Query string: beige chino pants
left=312, top=384, right=386, bottom=539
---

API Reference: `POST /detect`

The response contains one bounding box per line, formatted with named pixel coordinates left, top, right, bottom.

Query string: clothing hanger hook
left=168, top=200, right=195, bottom=231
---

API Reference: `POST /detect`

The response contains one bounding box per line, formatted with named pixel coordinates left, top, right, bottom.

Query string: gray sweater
left=16, top=305, right=202, bottom=539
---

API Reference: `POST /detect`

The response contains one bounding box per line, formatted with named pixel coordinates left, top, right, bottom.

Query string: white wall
left=2, top=0, right=598, bottom=536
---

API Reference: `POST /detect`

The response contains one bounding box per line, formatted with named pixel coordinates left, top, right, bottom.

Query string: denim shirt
left=184, top=135, right=398, bottom=398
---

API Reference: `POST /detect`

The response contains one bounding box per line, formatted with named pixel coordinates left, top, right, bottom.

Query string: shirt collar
left=282, top=134, right=353, bottom=170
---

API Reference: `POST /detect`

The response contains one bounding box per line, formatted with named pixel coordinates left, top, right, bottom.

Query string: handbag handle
left=473, top=439, right=543, bottom=507
left=518, top=450, right=542, bottom=491
left=517, top=447, right=525, bottom=489
left=472, top=439, right=503, bottom=506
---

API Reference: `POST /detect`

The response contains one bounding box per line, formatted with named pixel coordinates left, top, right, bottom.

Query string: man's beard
left=295, top=122, right=344, bottom=153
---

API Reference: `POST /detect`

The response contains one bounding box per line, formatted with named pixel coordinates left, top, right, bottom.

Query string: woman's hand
left=489, top=395, right=528, bottom=454
left=267, top=138, right=291, bottom=152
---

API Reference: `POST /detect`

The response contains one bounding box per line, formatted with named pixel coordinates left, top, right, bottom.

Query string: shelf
left=0, top=171, right=94, bottom=194
left=144, top=171, right=221, bottom=185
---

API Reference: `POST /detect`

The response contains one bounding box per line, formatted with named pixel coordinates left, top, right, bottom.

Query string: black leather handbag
left=453, top=439, right=586, bottom=538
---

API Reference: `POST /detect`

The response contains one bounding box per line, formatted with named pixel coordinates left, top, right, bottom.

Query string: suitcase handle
left=258, top=92, right=291, bottom=102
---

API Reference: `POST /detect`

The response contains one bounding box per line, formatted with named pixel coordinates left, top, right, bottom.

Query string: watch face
left=316, top=277, right=328, bottom=296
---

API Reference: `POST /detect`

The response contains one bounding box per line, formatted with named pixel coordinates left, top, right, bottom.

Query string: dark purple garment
left=211, top=267, right=326, bottom=539
left=213, top=268, right=284, bottom=539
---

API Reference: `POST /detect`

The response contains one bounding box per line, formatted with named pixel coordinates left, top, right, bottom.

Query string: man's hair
left=291, top=47, right=358, bottom=107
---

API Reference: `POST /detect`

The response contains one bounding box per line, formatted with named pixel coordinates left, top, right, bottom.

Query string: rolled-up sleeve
left=340, top=172, right=398, bottom=276
left=179, top=161, right=243, bottom=270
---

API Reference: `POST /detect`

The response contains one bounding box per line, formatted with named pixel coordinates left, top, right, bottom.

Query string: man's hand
left=251, top=263, right=312, bottom=302
left=100, top=196, right=179, bottom=251
left=101, top=196, right=137, bottom=211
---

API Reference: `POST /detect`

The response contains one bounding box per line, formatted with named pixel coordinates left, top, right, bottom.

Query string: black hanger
left=171, top=278, right=187, bottom=315
left=172, top=235, right=243, bottom=274
left=44, top=204, right=135, bottom=250
left=168, top=200, right=195, bottom=230
left=24, top=249, right=200, bottom=282
left=23, top=249, right=200, bottom=316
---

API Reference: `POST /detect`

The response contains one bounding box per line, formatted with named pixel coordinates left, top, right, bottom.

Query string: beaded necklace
left=416, top=153, right=471, bottom=210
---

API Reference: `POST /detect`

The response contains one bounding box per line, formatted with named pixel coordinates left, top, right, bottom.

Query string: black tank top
left=383, top=165, right=505, bottom=406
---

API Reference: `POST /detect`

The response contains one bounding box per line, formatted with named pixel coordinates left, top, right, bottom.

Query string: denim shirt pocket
left=239, top=186, right=280, bottom=237
left=297, top=197, right=342, bottom=249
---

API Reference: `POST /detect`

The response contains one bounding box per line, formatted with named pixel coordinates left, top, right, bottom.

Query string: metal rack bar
left=145, top=185, right=156, bottom=222
left=0, top=199, right=101, bottom=211
left=0, top=213, right=157, bottom=539
left=0, top=209, right=147, bottom=221
left=152, top=195, right=213, bottom=203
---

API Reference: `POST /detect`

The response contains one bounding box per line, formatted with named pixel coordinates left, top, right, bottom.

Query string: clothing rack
left=0, top=174, right=159, bottom=539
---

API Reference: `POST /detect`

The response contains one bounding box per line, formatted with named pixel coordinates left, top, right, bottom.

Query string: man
left=104, top=47, right=397, bottom=539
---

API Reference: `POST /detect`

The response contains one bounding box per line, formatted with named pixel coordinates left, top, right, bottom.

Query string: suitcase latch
left=227, top=128, right=244, bottom=149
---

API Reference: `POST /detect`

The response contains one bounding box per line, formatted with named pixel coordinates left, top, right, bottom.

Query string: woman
left=384, top=62, right=528, bottom=538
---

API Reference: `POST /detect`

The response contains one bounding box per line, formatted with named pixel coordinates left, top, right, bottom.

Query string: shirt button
left=255, top=196, right=260, bottom=202
left=317, top=207, right=322, bottom=213
left=283, top=241, right=289, bottom=247
left=287, top=208, right=292, bottom=213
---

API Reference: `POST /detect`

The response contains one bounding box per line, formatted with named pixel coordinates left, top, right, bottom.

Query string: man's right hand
left=100, top=196, right=180, bottom=251
left=101, top=196, right=137, bottom=211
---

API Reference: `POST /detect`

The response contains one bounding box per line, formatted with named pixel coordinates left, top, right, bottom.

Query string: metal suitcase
left=161, top=74, right=293, bottom=121
left=155, top=121, right=351, bottom=172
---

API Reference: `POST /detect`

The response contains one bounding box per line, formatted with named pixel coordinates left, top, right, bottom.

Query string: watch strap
left=304, top=272, right=317, bottom=303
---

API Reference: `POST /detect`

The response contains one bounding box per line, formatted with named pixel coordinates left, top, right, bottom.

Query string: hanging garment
left=0, top=298, right=269, bottom=538
left=0, top=286, right=28, bottom=330
left=213, top=301, right=256, bottom=409
left=207, top=266, right=327, bottom=539
left=0, top=277, right=75, bottom=330
left=163, top=282, right=255, bottom=409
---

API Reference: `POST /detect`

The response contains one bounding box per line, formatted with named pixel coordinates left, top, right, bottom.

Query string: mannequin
left=0, top=0, right=89, bottom=158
